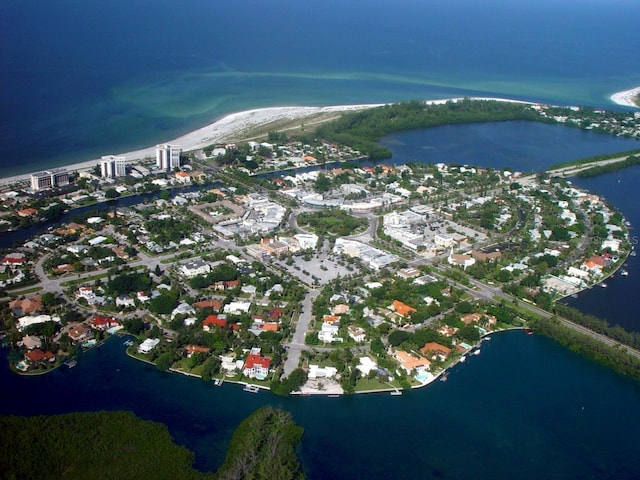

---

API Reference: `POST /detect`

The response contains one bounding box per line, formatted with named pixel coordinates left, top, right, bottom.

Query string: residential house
left=68, top=324, right=93, bottom=343
left=393, top=349, right=431, bottom=375
left=420, top=342, right=452, bottom=361
left=391, top=300, right=417, bottom=318
left=138, top=338, right=160, bottom=354
left=203, top=314, right=228, bottom=331
left=9, top=295, right=43, bottom=317
left=243, top=350, right=272, bottom=379
left=348, top=326, right=366, bottom=343
left=25, top=349, right=55, bottom=365
left=90, top=316, right=119, bottom=331
left=185, top=345, right=211, bottom=357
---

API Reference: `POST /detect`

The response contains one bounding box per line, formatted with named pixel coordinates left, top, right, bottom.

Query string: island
left=2, top=98, right=640, bottom=397
left=610, top=86, right=640, bottom=108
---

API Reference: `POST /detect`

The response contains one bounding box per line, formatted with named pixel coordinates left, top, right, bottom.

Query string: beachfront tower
left=30, top=169, right=70, bottom=192
left=100, top=155, right=126, bottom=178
left=156, top=144, right=181, bottom=171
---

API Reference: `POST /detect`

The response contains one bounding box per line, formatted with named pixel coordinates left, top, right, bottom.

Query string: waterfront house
left=68, top=324, right=93, bottom=343
left=25, top=349, right=55, bottom=365
left=138, top=338, right=160, bottom=354
left=392, top=349, right=431, bottom=375
left=420, top=342, right=452, bottom=361
left=243, top=351, right=272, bottom=380
left=90, top=316, right=119, bottom=331
left=185, top=345, right=211, bottom=358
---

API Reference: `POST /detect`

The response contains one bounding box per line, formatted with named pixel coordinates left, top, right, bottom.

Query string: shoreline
left=0, top=104, right=384, bottom=187
left=610, top=86, right=640, bottom=108
left=0, top=96, right=533, bottom=187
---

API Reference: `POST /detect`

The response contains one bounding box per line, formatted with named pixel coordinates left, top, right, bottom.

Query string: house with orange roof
left=185, top=345, right=211, bottom=357
left=322, top=315, right=341, bottom=324
left=193, top=299, right=222, bottom=311
left=90, top=316, right=119, bottom=331
left=68, top=324, right=93, bottom=343
left=392, top=349, right=431, bottom=375
left=437, top=325, right=459, bottom=337
left=9, top=295, right=42, bottom=317
left=391, top=300, right=417, bottom=318
left=17, top=207, right=38, bottom=218
left=420, top=342, right=452, bottom=361
left=261, top=322, right=279, bottom=332
left=203, top=314, right=228, bottom=331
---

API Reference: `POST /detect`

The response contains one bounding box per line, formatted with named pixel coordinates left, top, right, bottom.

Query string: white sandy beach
left=0, top=104, right=383, bottom=187
left=610, top=86, right=640, bottom=108
left=0, top=97, right=531, bottom=187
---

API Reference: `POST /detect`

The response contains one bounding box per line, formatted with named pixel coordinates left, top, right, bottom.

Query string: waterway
left=1, top=331, right=638, bottom=479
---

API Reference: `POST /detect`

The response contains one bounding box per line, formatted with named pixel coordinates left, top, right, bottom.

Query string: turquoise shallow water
left=1, top=0, right=639, bottom=176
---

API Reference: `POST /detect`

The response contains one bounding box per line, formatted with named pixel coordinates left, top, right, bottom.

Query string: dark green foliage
left=297, top=210, right=367, bottom=237
left=271, top=368, right=308, bottom=396
left=388, top=330, right=410, bottom=346
left=314, top=99, right=538, bottom=158
left=531, top=317, right=640, bottom=382
left=150, top=294, right=179, bottom=315
left=553, top=304, right=640, bottom=350
left=576, top=154, right=640, bottom=177
left=215, top=407, right=305, bottom=480
left=0, top=411, right=205, bottom=480
left=108, top=272, right=152, bottom=295
left=0, top=409, right=306, bottom=480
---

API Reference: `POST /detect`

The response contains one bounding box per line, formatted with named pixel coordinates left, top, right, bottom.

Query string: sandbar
left=610, top=86, right=640, bottom=108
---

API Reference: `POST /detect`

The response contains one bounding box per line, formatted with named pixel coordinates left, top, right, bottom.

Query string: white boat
left=621, top=269, right=628, bottom=277
left=243, top=384, right=259, bottom=393
left=213, top=378, right=224, bottom=386
left=390, top=390, right=403, bottom=396
left=600, top=283, right=608, bottom=288
left=459, top=356, right=466, bottom=363
left=473, top=349, right=481, bottom=355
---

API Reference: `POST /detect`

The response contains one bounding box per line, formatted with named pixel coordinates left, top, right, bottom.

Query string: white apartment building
left=156, top=144, right=181, bottom=171
left=100, top=155, right=126, bottom=178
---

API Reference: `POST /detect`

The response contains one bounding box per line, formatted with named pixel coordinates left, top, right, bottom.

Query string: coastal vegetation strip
left=530, top=316, right=640, bottom=382
left=0, top=408, right=305, bottom=480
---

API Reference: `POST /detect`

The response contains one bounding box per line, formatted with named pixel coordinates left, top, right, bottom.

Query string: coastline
left=0, top=104, right=383, bottom=187
left=0, top=97, right=533, bottom=187
left=610, top=86, right=640, bottom=108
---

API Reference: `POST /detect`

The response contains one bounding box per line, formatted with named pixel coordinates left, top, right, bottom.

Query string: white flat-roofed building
left=156, top=144, right=181, bottom=171
left=30, top=169, right=70, bottom=191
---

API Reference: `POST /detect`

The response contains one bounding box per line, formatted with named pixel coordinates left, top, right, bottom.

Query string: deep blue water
left=1, top=0, right=639, bottom=176
left=2, top=331, right=639, bottom=479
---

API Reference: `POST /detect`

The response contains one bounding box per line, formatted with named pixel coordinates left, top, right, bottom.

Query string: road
left=281, top=288, right=320, bottom=377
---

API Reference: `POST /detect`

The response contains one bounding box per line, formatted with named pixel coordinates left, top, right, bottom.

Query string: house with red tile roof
left=17, top=207, right=38, bottom=218
left=185, top=345, right=211, bottom=357
left=193, top=299, right=222, bottom=311
left=203, top=314, right=227, bottom=331
left=243, top=351, right=272, bottom=379
left=90, top=316, right=119, bottom=331
left=2, top=252, right=27, bottom=265
left=392, top=349, right=431, bottom=375
left=420, top=342, right=452, bottom=361
left=261, top=322, right=279, bottom=332
left=25, top=349, right=55, bottom=364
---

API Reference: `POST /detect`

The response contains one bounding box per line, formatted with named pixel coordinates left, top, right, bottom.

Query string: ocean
left=1, top=0, right=639, bottom=176
left=2, top=1, right=640, bottom=478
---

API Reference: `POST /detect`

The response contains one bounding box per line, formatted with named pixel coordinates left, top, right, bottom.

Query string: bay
left=2, top=331, right=638, bottom=479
